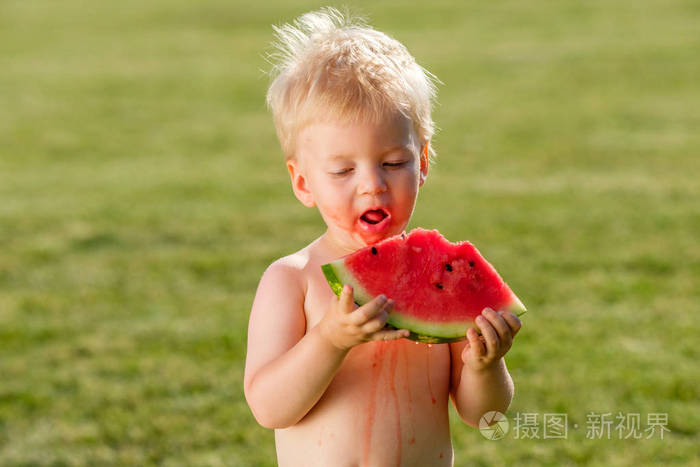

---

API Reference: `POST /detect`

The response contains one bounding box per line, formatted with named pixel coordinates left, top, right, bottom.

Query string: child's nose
left=358, top=168, right=388, bottom=195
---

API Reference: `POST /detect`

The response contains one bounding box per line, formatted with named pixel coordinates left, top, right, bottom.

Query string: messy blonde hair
left=266, top=7, right=439, bottom=160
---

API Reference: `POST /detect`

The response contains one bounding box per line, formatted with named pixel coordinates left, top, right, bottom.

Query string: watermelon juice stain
left=401, top=341, right=416, bottom=445
left=426, top=344, right=437, bottom=405
left=363, top=341, right=408, bottom=467
left=362, top=341, right=385, bottom=465
left=387, top=343, right=402, bottom=467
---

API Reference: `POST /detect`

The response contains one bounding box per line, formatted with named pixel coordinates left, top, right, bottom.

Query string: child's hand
left=462, top=308, right=522, bottom=372
left=319, top=284, right=410, bottom=351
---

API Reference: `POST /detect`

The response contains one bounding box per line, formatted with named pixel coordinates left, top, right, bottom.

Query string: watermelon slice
left=321, top=228, right=526, bottom=343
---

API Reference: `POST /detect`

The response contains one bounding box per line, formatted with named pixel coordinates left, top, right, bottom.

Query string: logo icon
left=479, top=411, right=509, bottom=440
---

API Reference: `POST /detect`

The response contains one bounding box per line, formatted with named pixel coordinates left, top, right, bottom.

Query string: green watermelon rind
left=321, top=261, right=526, bottom=344
left=387, top=300, right=527, bottom=343
left=321, top=261, right=374, bottom=306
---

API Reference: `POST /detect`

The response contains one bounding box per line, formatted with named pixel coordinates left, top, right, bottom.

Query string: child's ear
left=286, top=159, right=316, bottom=207
left=419, top=142, right=430, bottom=187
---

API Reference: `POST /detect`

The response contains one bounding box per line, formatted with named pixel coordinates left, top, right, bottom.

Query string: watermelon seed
left=445, top=264, right=452, bottom=271
left=371, top=247, right=378, bottom=255
left=436, top=283, right=443, bottom=289
left=469, top=261, right=475, bottom=267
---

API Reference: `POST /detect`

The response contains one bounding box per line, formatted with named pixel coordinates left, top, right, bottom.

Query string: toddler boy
left=244, top=8, right=522, bottom=466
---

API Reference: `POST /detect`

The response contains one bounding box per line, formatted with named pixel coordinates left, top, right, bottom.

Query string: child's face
left=288, top=112, right=428, bottom=250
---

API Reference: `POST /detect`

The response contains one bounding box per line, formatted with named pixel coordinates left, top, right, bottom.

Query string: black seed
left=371, top=247, right=377, bottom=255
left=469, top=261, right=475, bottom=267
left=445, top=264, right=453, bottom=272
left=436, top=283, right=443, bottom=289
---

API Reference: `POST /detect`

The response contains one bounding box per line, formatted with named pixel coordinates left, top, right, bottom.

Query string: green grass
left=1, top=0, right=699, bottom=465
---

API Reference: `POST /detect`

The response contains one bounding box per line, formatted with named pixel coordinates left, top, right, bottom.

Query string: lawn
left=1, top=0, right=698, bottom=465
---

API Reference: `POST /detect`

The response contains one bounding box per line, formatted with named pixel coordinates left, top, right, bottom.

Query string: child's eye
left=330, top=168, right=353, bottom=176
left=383, top=161, right=407, bottom=168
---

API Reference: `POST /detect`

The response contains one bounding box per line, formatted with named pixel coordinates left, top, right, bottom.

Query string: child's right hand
left=319, top=284, right=410, bottom=350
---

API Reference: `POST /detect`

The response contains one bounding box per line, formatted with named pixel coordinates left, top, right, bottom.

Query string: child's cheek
left=319, top=204, right=356, bottom=231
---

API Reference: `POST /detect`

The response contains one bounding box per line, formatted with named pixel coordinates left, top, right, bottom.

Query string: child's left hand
left=462, top=308, right=522, bottom=372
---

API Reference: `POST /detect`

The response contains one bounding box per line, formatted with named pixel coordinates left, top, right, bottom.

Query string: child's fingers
left=371, top=328, right=410, bottom=341
left=361, top=312, right=389, bottom=334
left=361, top=300, right=396, bottom=333
left=350, top=295, right=390, bottom=325
left=338, top=284, right=355, bottom=313
left=483, top=308, right=512, bottom=349
left=466, top=327, right=485, bottom=356
left=476, top=315, right=500, bottom=357
left=499, top=311, right=522, bottom=337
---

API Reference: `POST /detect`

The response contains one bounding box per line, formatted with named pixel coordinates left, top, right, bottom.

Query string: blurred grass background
left=1, top=0, right=699, bottom=465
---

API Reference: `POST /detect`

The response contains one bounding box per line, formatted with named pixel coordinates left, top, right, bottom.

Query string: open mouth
left=360, top=208, right=389, bottom=225
left=358, top=208, right=392, bottom=236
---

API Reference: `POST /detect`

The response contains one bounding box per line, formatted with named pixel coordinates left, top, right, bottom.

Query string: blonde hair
left=265, top=7, right=439, bottom=160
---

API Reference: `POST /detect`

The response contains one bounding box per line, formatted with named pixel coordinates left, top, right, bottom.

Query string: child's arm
left=448, top=309, right=522, bottom=427
left=244, top=261, right=408, bottom=429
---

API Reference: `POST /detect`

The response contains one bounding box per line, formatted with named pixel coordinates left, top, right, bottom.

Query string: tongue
left=363, top=210, right=385, bottom=223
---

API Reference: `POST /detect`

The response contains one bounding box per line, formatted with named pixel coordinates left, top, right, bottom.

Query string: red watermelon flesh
left=321, top=228, right=526, bottom=343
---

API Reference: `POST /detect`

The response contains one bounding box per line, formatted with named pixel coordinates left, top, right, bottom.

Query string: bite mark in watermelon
left=321, top=228, right=526, bottom=343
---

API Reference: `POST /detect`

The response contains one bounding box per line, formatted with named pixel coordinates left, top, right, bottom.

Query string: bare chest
left=277, top=337, right=453, bottom=467
left=278, top=271, right=454, bottom=466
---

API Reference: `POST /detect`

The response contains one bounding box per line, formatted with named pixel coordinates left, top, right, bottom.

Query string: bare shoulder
left=259, top=235, right=332, bottom=285
left=267, top=248, right=311, bottom=280
left=257, top=245, right=316, bottom=300
left=249, top=239, right=330, bottom=335
left=246, top=237, right=333, bottom=350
